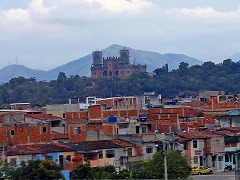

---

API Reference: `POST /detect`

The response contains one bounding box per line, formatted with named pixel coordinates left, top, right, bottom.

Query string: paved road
left=192, top=170, right=235, bottom=180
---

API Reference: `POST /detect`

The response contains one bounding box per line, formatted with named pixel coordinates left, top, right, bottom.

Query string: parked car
left=191, top=166, right=213, bottom=175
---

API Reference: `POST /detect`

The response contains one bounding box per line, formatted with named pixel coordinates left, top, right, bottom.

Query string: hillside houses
left=1, top=91, right=240, bottom=179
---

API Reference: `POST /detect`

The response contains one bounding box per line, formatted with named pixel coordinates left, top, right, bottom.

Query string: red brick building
left=0, top=122, right=51, bottom=145
left=91, top=48, right=147, bottom=78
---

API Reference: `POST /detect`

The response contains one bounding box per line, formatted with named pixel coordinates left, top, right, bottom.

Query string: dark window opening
left=66, top=155, right=71, bottom=161
left=106, top=150, right=115, bottom=158
left=193, top=140, right=198, bottom=148
left=43, top=127, right=47, bottom=133
left=146, top=146, right=153, bottom=154
left=136, top=126, right=139, bottom=134
left=10, top=129, right=15, bottom=136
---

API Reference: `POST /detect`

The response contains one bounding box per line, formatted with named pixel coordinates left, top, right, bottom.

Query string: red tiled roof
left=217, top=127, right=240, bottom=132
left=24, top=114, right=62, bottom=121
left=177, top=130, right=221, bottom=140
left=6, top=143, right=72, bottom=156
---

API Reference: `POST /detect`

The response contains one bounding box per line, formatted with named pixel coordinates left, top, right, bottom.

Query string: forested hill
left=0, top=59, right=238, bottom=107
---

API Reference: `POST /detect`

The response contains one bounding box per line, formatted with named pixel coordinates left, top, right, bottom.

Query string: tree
left=11, top=160, right=64, bottom=180
left=93, top=165, right=131, bottom=179
left=130, top=150, right=190, bottom=179
left=72, top=164, right=131, bottom=179
left=154, top=64, right=168, bottom=76
left=0, top=162, right=15, bottom=179
left=57, top=72, right=67, bottom=85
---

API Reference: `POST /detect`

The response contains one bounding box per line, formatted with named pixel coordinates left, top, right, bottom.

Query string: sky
left=0, top=0, right=240, bottom=70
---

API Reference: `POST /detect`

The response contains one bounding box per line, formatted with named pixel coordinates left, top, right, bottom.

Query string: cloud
left=29, top=0, right=55, bottom=15
left=2, top=8, right=30, bottom=23
left=165, top=6, right=240, bottom=23
left=1, top=0, right=240, bottom=70
left=87, top=0, right=154, bottom=14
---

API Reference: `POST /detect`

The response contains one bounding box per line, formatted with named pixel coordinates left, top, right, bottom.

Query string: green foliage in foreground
left=71, top=163, right=131, bottom=179
left=130, top=150, right=190, bottom=179
left=71, top=150, right=190, bottom=179
left=0, top=151, right=189, bottom=180
left=0, top=160, right=64, bottom=180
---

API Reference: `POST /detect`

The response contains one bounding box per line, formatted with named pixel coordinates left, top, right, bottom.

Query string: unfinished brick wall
left=0, top=123, right=51, bottom=145
left=68, top=122, right=117, bottom=142
left=103, top=110, right=118, bottom=118
left=89, top=105, right=102, bottom=119
left=203, top=114, right=215, bottom=124
left=69, top=125, right=87, bottom=142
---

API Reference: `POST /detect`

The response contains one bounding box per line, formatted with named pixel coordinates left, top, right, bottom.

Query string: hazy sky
left=1, top=0, right=240, bottom=70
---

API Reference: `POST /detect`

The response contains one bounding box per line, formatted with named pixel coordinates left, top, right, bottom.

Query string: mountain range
left=0, top=44, right=203, bottom=83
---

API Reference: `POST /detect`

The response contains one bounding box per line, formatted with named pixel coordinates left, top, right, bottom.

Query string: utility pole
left=163, top=140, right=168, bottom=180
left=2, top=143, right=5, bottom=162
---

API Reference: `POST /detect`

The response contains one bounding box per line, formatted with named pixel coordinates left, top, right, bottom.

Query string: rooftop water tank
left=140, top=117, right=147, bottom=122
left=108, top=115, right=117, bottom=122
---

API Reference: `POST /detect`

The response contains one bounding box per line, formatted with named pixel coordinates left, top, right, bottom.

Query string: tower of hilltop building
left=91, top=48, right=147, bottom=78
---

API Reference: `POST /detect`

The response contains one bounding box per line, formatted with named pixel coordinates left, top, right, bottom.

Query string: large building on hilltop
left=91, top=48, right=147, bottom=78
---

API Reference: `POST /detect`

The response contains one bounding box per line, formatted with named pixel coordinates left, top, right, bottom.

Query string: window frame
left=105, top=149, right=115, bottom=158
left=193, top=140, right=198, bottom=148
left=146, top=146, right=153, bottom=154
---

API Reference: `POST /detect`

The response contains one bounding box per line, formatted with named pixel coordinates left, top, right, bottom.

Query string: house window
left=74, top=127, right=81, bottom=135
left=184, top=142, right=188, bottom=150
left=10, top=129, right=15, bottom=136
left=136, top=126, right=139, bottom=134
left=127, top=148, right=132, bottom=157
left=146, top=146, right=153, bottom=154
left=193, top=140, right=198, bottom=148
left=45, top=155, right=53, bottom=160
left=105, top=150, right=115, bottom=158
left=193, top=156, right=198, bottom=164
left=99, top=150, right=103, bottom=159
left=10, top=158, right=17, bottom=166
left=66, top=155, right=71, bottom=161
left=142, top=126, right=147, bottom=134
left=212, top=156, right=216, bottom=167
left=43, top=127, right=47, bottom=133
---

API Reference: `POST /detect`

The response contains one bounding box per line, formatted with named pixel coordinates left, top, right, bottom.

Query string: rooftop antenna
left=16, top=56, right=18, bottom=64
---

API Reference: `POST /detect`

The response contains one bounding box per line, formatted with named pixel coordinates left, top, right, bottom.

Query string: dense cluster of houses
left=1, top=91, right=240, bottom=179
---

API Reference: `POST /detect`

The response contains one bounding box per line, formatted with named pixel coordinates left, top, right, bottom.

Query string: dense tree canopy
left=71, top=163, right=130, bottom=179
left=130, top=150, right=190, bottom=179
left=0, top=160, right=64, bottom=180
left=0, top=59, right=240, bottom=107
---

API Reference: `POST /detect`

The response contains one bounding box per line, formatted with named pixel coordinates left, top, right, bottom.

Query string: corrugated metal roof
left=63, top=139, right=134, bottom=151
